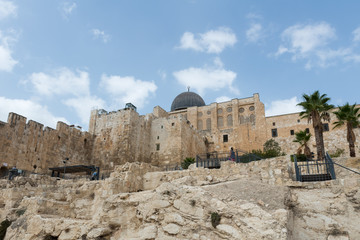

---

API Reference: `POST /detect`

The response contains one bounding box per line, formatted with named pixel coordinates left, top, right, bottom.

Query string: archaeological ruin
left=0, top=91, right=359, bottom=239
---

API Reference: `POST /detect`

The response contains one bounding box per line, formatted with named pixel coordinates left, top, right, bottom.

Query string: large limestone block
left=163, top=223, right=180, bottom=235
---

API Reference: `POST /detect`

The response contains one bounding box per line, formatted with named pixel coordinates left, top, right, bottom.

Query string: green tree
left=252, top=139, right=284, bottom=158
left=293, top=130, right=312, bottom=158
left=333, top=103, right=360, bottom=157
left=181, top=157, right=195, bottom=169
left=297, top=91, right=334, bottom=160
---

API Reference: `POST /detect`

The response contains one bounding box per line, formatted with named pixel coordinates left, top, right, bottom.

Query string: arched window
left=250, top=114, right=255, bottom=124
left=239, top=115, right=245, bottom=124
left=217, top=116, right=224, bottom=127
left=227, top=114, right=233, bottom=127
left=197, top=120, right=203, bottom=130
left=206, top=118, right=211, bottom=130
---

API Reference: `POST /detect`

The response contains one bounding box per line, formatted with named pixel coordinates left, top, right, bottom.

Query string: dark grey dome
left=171, top=91, right=205, bottom=111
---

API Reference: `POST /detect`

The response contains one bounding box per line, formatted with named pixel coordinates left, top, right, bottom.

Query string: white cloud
left=173, top=58, right=238, bottom=96
left=265, top=97, right=303, bottom=117
left=276, top=22, right=336, bottom=58
left=178, top=27, right=237, bottom=54
left=100, top=74, right=157, bottom=109
left=60, top=2, right=76, bottom=19
left=0, top=30, right=18, bottom=72
left=62, top=2, right=76, bottom=14
left=0, top=44, right=16, bottom=71
left=352, top=27, right=360, bottom=42
left=0, top=97, right=67, bottom=128
left=91, top=29, right=111, bottom=43
left=275, top=22, right=360, bottom=69
left=215, top=96, right=231, bottom=103
left=0, top=0, right=16, bottom=20
left=246, top=23, right=262, bottom=43
left=158, top=69, right=167, bottom=80
left=28, top=68, right=90, bottom=97
left=63, top=96, right=105, bottom=125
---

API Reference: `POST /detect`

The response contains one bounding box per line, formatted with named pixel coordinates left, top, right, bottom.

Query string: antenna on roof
left=187, top=86, right=190, bottom=92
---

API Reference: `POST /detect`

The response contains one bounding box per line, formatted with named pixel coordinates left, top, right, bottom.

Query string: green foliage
left=297, top=90, right=334, bottom=122
left=333, top=103, right=360, bottom=129
left=297, top=90, right=334, bottom=160
left=15, top=208, right=26, bottom=217
left=293, top=130, right=312, bottom=157
left=181, top=157, right=195, bottom=169
left=290, top=154, right=308, bottom=162
left=0, top=219, right=11, bottom=240
left=252, top=139, right=285, bottom=158
left=293, top=130, right=312, bottom=146
left=210, top=212, right=221, bottom=228
left=329, top=148, right=345, bottom=158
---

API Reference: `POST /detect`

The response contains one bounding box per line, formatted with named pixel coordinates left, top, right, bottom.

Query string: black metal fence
left=196, top=150, right=262, bottom=168
left=293, top=152, right=336, bottom=182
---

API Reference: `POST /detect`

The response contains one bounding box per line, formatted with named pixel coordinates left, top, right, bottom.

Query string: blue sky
left=1, top=1, right=360, bottom=129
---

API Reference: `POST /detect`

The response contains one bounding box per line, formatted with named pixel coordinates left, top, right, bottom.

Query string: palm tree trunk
left=347, top=123, right=356, bottom=157
left=313, top=114, right=325, bottom=160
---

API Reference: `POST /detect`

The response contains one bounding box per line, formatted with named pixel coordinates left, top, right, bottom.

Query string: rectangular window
left=156, top=144, right=160, bottom=151
left=223, top=134, right=228, bottom=142
left=323, top=123, right=329, bottom=131
left=271, top=128, right=278, bottom=137
left=171, top=123, right=175, bottom=126
left=290, top=130, right=294, bottom=135
left=306, top=128, right=310, bottom=133
left=272, top=122, right=275, bottom=126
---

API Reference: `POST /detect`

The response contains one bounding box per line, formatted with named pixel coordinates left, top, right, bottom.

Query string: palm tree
left=297, top=91, right=334, bottom=160
left=333, top=103, right=360, bottom=157
left=293, top=130, right=312, bottom=158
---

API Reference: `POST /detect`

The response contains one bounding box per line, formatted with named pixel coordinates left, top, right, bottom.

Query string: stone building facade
left=0, top=92, right=358, bottom=174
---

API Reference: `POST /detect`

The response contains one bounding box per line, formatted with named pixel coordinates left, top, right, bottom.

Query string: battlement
left=7, top=112, right=27, bottom=126
left=27, top=120, right=44, bottom=131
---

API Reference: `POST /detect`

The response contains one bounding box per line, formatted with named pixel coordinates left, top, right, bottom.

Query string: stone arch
left=206, top=118, right=211, bottom=130
left=197, top=120, right=203, bottom=130
left=250, top=114, right=255, bottom=124
left=217, top=116, right=224, bottom=127
left=227, top=114, right=233, bottom=127
left=239, top=115, right=245, bottom=124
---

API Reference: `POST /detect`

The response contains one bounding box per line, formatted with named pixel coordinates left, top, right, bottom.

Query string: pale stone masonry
left=0, top=92, right=358, bottom=173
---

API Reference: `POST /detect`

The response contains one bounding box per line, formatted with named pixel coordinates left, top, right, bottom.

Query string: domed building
left=170, top=91, right=205, bottom=112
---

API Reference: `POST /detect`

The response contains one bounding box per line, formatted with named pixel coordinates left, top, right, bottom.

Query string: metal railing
left=196, top=150, right=262, bottom=168
left=293, top=153, right=336, bottom=182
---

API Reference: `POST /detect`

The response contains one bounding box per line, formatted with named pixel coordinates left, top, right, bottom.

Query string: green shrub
left=181, top=157, right=195, bottom=169
left=329, top=148, right=345, bottom=158
left=250, top=139, right=285, bottom=159
left=15, top=208, right=26, bottom=217
left=210, top=212, right=221, bottom=228
left=290, top=154, right=308, bottom=162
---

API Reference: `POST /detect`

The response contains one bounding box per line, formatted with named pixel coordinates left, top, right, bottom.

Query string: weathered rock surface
left=0, top=157, right=359, bottom=240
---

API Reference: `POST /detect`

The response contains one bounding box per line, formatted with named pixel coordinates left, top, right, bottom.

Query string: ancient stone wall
left=0, top=113, right=93, bottom=175
left=89, top=108, right=153, bottom=170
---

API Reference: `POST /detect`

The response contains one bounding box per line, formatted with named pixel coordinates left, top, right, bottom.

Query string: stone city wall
left=0, top=113, right=93, bottom=175
left=89, top=108, right=153, bottom=170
